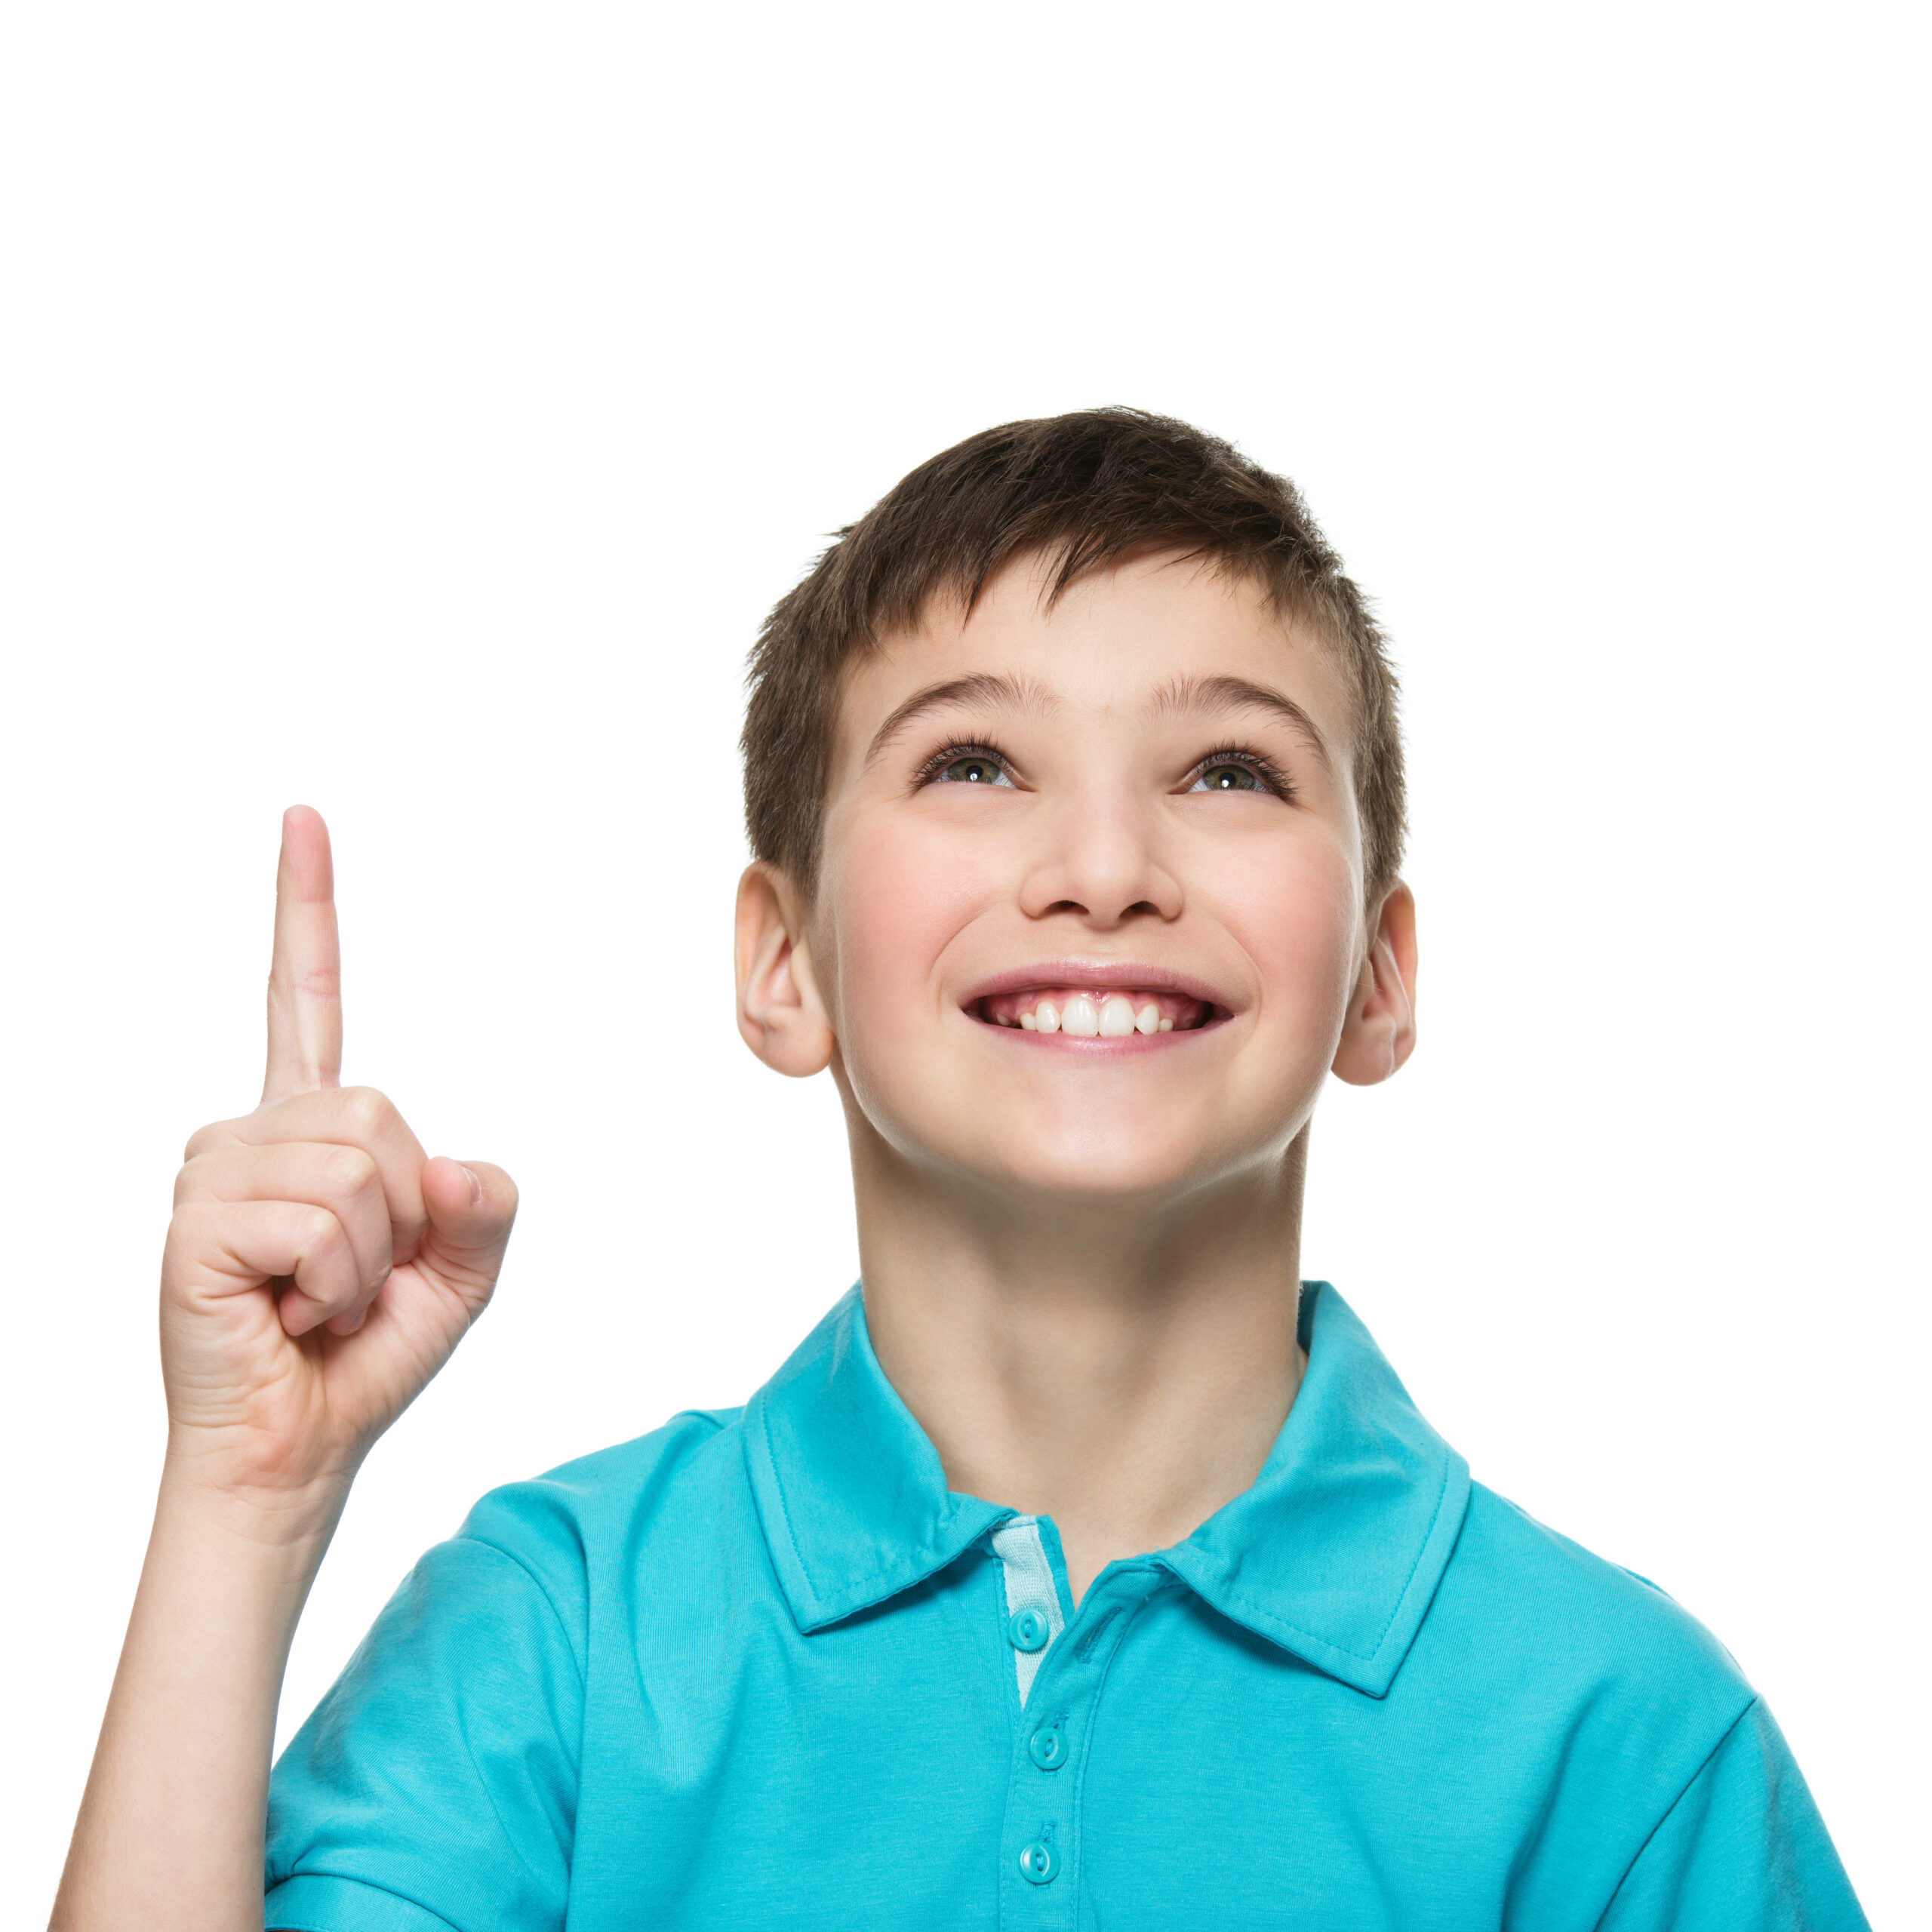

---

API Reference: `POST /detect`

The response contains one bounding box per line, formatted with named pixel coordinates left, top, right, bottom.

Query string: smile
left=971, top=989, right=1215, bottom=1036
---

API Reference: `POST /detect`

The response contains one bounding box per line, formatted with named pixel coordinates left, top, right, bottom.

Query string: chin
left=951, top=1118, right=1251, bottom=1206
left=848, top=1060, right=1316, bottom=1207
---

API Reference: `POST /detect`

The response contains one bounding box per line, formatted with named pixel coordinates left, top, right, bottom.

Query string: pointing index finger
left=263, top=805, right=343, bottom=1103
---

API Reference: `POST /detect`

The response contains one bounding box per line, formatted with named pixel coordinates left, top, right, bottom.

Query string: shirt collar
left=742, top=1282, right=1469, bottom=1699
left=1159, top=1283, right=1471, bottom=1697
left=743, top=1288, right=1011, bottom=1632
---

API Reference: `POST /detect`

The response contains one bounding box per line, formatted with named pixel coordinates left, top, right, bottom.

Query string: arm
left=1595, top=1698, right=1869, bottom=1932
left=51, top=808, right=517, bottom=1930
left=53, top=1466, right=340, bottom=1928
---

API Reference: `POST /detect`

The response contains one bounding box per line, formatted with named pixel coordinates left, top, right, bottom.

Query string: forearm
left=51, top=1463, right=346, bottom=1931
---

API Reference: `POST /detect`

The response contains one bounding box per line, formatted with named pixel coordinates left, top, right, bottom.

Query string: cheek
left=820, top=814, right=996, bottom=1044
left=1219, top=841, right=1363, bottom=1039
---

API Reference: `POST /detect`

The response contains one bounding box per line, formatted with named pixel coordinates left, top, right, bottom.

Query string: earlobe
left=734, top=864, right=836, bottom=1078
left=1331, top=881, right=1418, bottom=1088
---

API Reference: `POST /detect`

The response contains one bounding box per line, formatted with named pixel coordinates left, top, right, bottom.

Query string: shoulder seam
left=1589, top=1694, right=1761, bottom=1932
left=450, top=1533, right=589, bottom=1696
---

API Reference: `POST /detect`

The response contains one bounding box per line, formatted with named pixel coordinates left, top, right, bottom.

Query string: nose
left=1018, top=792, right=1182, bottom=929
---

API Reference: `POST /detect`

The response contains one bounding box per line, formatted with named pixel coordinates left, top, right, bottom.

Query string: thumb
left=415, top=1156, right=518, bottom=1311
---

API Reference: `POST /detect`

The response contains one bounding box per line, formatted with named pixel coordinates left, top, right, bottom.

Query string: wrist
left=157, top=1432, right=361, bottom=1558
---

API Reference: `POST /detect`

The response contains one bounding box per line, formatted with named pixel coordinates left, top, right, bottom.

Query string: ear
left=735, top=863, right=835, bottom=1078
left=1331, top=881, right=1418, bottom=1088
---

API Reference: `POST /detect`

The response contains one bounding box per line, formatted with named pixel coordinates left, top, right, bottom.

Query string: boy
left=55, top=411, right=1865, bottom=1928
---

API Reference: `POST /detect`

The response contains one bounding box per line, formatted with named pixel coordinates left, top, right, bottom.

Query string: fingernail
left=460, top=1164, right=483, bottom=1206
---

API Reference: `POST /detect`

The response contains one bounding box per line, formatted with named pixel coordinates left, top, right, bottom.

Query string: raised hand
left=160, top=806, right=517, bottom=1512
left=54, top=807, right=520, bottom=1929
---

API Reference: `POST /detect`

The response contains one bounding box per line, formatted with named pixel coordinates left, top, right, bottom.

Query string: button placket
left=998, top=1566, right=1164, bottom=1929
left=991, top=1518, right=1064, bottom=1709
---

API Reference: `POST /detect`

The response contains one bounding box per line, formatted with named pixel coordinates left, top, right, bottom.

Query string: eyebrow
left=1151, top=674, right=1336, bottom=774
left=864, top=672, right=1056, bottom=765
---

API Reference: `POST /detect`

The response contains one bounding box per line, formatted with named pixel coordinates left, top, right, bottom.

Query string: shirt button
left=1017, top=1840, right=1060, bottom=1885
left=1029, top=1723, right=1066, bottom=1770
left=1007, top=1607, right=1050, bottom=1653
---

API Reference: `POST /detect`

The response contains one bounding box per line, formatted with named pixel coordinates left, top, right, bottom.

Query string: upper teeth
left=1014, top=993, right=1174, bottom=1035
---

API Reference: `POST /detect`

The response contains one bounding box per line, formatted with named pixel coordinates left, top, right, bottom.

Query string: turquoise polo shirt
left=265, top=1284, right=1866, bottom=1929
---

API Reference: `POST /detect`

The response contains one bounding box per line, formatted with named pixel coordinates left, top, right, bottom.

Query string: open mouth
left=971, top=988, right=1217, bottom=1037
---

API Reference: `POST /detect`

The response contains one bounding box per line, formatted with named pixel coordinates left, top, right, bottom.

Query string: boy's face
left=740, top=549, right=1415, bottom=1208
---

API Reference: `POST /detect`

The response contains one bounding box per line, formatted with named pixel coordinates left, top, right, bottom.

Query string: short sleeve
left=1597, top=1698, right=1869, bottom=1932
left=264, top=1531, right=585, bottom=1932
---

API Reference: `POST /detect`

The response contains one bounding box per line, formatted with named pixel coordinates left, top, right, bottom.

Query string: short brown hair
left=742, top=408, right=1404, bottom=894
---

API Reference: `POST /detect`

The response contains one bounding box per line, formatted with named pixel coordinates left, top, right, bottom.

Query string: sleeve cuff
left=266, top=1873, right=462, bottom=1932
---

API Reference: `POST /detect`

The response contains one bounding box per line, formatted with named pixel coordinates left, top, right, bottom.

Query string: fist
left=159, top=808, right=516, bottom=1508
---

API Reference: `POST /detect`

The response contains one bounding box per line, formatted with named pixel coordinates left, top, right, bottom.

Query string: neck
left=852, top=1126, right=1310, bottom=1606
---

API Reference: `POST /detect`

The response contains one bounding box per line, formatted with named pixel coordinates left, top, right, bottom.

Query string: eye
left=1193, top=760, right=1265, bottom=792
left=924, top=746, right=1015, bottom=787
left=942, top=755, right=1006, bottom=785
left=1186, top=748, right=1288, bottom=796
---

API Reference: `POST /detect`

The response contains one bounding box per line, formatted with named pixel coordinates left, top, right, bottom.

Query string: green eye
left=937, top=755, right=1009, bottom=786
left=1195, top=761, right=1263, bottom=792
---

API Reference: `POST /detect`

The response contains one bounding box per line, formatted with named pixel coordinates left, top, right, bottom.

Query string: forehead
left=832, top=549, right=1355, bottom=768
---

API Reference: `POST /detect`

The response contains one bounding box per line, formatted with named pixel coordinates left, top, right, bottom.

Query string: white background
left=2, top=2, right=1924, bottom=1919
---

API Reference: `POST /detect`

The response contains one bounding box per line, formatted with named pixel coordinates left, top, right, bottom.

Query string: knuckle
left=297, top=1204, right=345, bottom=1258
left=166, top=1198, right=212, bottom=1235
left=340, top=1085, right=396, bottom=1139
left=161, top=1201, right=219, bottom=1272
left=324, top=1143, right=380, bottom=1196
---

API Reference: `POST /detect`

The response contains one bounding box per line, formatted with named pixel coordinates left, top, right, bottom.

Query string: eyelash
left=1190, top=743, right=1296, bottom=800
left=911, top=739, right=1295, bottom=800
left=912, top=741, right=1011, bottom=789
